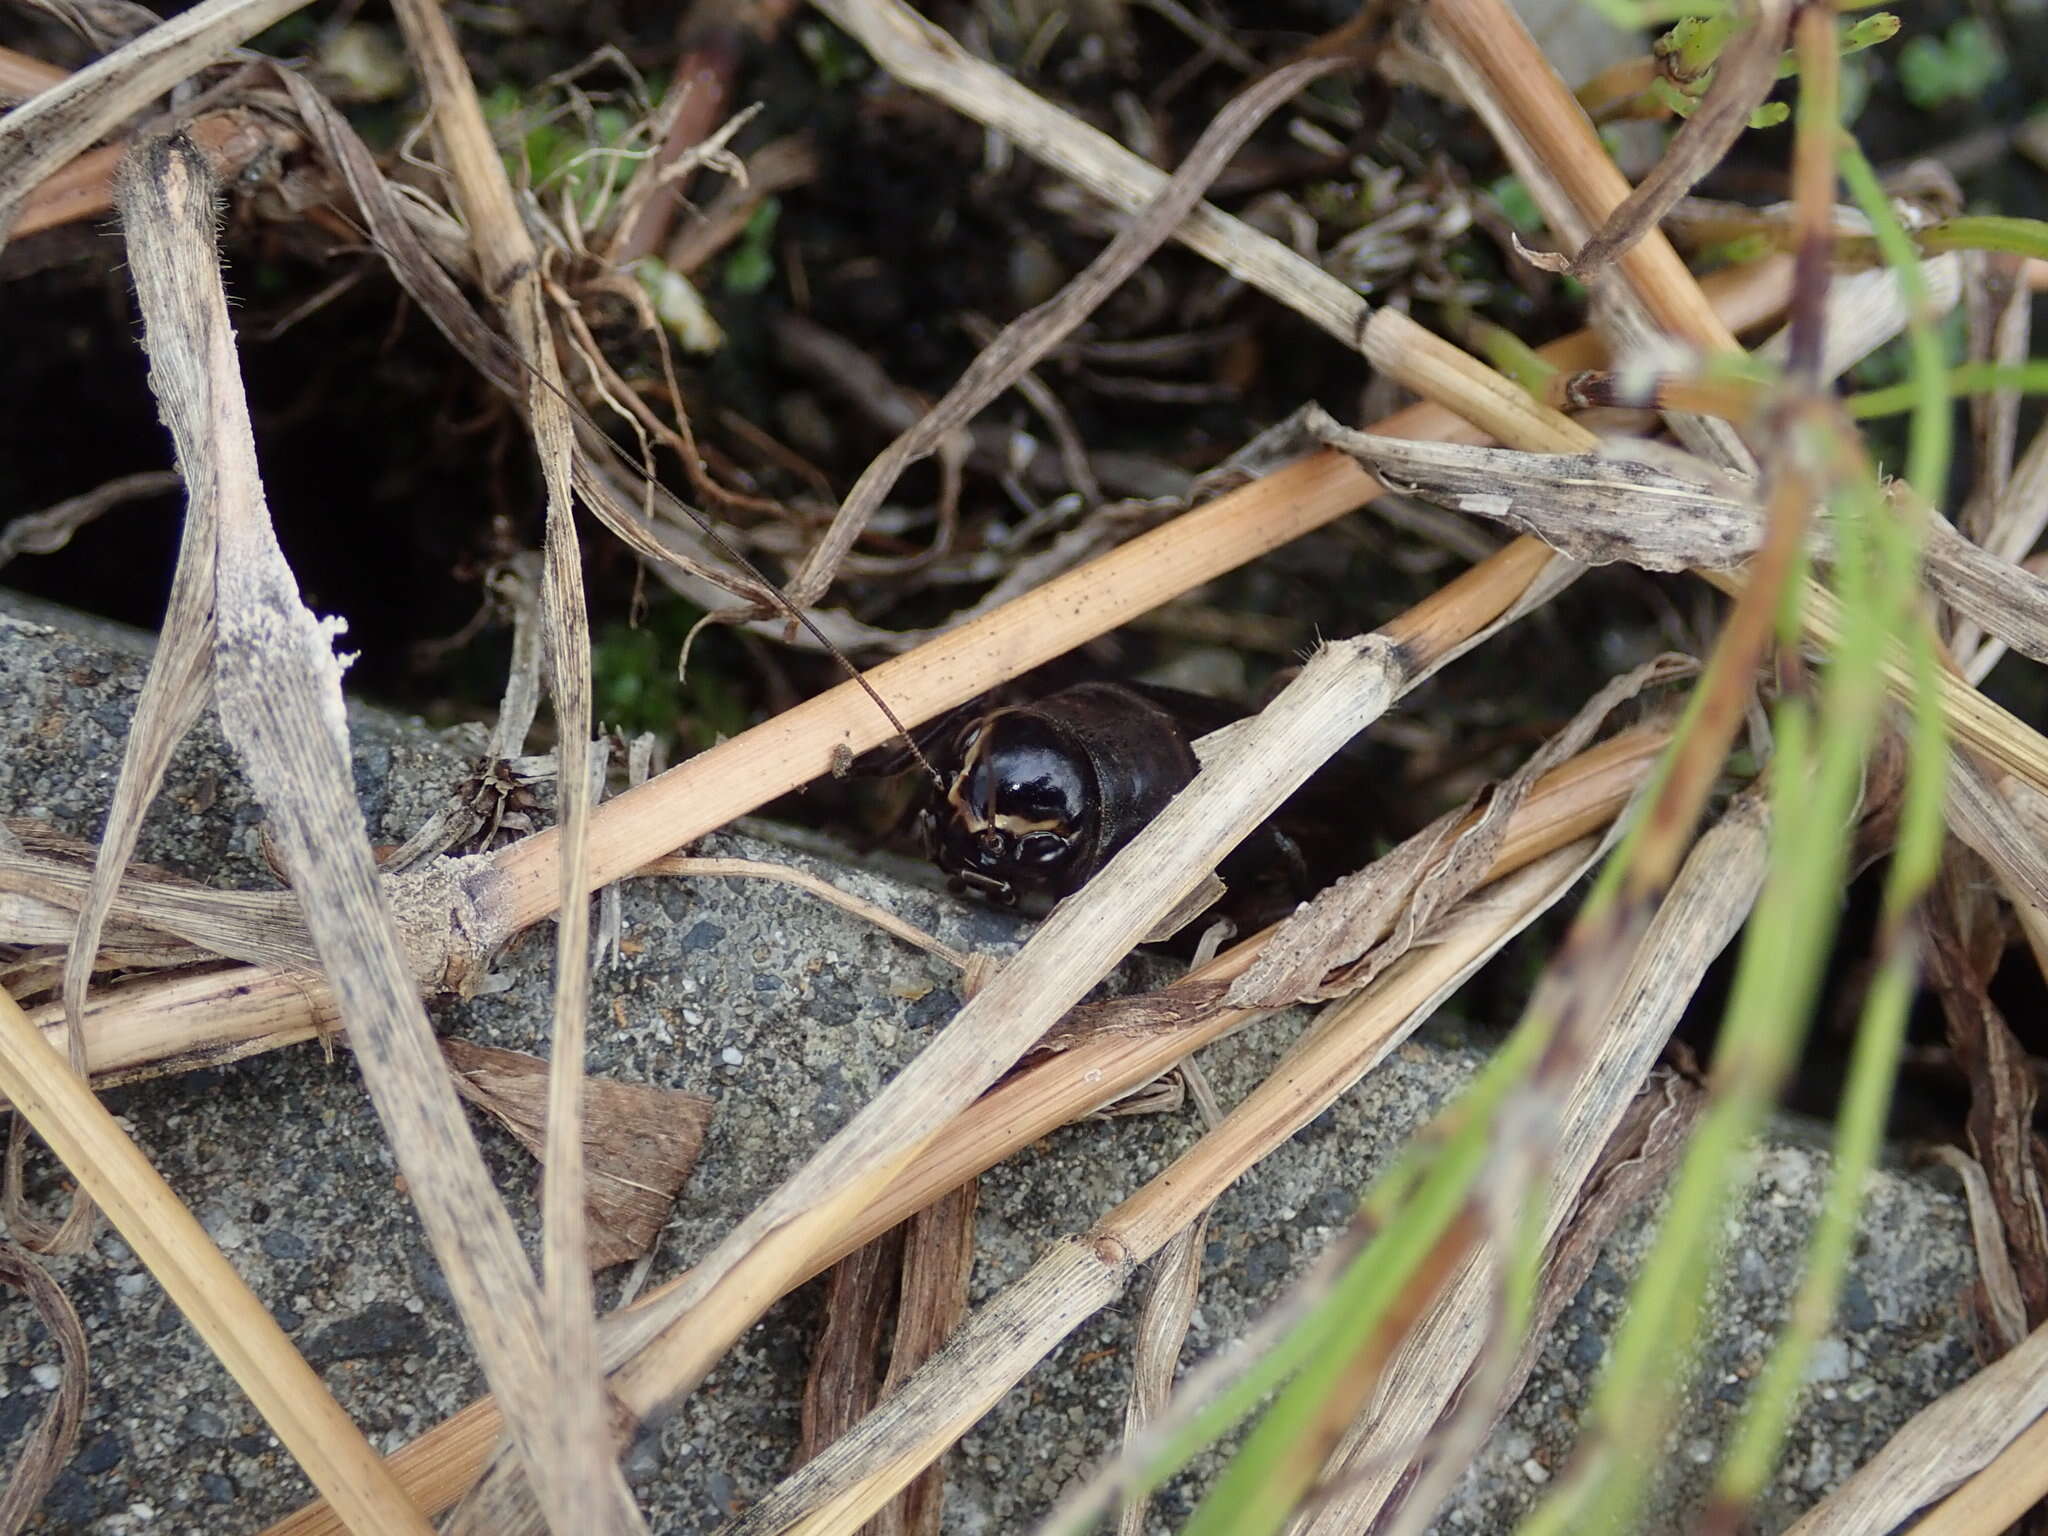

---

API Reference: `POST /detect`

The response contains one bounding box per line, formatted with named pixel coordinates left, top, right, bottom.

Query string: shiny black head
left=927, top=708, right=1099, bottom=903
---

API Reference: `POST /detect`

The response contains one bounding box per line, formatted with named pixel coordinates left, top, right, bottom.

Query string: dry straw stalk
left=265, top=723, right=1665, bottom=1536
left=0, top=985, right=432, bottom=1535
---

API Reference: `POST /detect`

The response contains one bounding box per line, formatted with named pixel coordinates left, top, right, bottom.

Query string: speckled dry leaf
left=443, top=1038, right=712, bottom=1271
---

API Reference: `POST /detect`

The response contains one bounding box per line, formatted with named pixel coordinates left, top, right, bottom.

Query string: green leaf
left=1897, top=18, right=2005, bottom=111
left=724, top=198, right=783, bottom=296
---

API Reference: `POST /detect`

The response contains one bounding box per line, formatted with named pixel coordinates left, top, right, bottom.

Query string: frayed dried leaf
left=1928, top=851, right=2048, bottom=1328
left=1311, top=405, right=2048, bottom=671
left=1230, top=655, right=1690, bottom=1008
left=443, top=1038, right=711, bottom=1271
left=0, top=1237, right=88, bottom=1534
left=2, top=819, right=319, bottom=973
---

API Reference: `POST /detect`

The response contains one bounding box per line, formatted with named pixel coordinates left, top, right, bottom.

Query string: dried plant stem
left=1422, top=0, right=1738, bottom=354
left=639, top=856, right=972, bottom=971
left=807, top=0, right=1366, bottom=346
left=724, top=840, right=1601, bottom=1536
left=114, top=127, right=621, bottom=1536
left=39, top=259, right=1787, bottom=1086
left=1885, top=1411, right=2048, bottom=1536
left=0, top=985, right=433, bottom=1535
left=1781, top=1320, right=2048, bottom=1536
left=1299, top=799, right=1769, bottom=1532
left=262, top=727, right=1662, bottom=1536
left=379, top=0, right=630, bottom=1523
left=0, top=0, right=309, bottom=246
left=784, top=53, right=1348, bottom=604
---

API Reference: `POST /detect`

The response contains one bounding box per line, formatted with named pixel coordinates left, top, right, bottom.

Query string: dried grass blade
left=32, top=146, right=236, bottom=1256
left=1116, top=1210, right=1209, bottom=1536
left=799, top=1231, right=901, bottom=1464
left=1928, top=852, right=2048, bottom=1324
left=783, top=53, right=1349, bottom=605
left=1959, top=251, right=2031, bottom=548
left=1779, top=1318, right=2048, bottom=1535
left=0, top=985, right=433, bottom=1533
left=383, top=0, right=634, bottom=1520
left=1297, top=797, right=1768, bottom=1533
left=0, top=844, right=319, bottom=971
left=1313, top=413, right=1752, bottom=572
left=0, top=1237, right=86, bottom=1533
left=1945, top=747, right=2048, bottom=915
left=0, top=0, right=307, bottom=248
left=116, top=129, right=609, bottom=1534
left=1928, top=1145, right=2030, bottom=1350
left=1755, top=253, right=1964, bottom=386
left=727, top=840, right=1603, bottom=1536
left=1232, top=656, right=1693, bottom=1008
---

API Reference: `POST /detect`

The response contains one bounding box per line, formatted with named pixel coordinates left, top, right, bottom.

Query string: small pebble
left=720, top=1047, right=744, bottom=1066
left=1521, top=1458, right=1550, bottom=1485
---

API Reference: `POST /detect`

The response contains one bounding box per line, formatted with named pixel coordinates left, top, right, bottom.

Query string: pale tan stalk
left=1780, top=1320, right=2048, bottom=1536
left=1422, top=0, right=1739, bottom=354
left=0, top=986, right=432, bottom=1535
left=721, top=841, right=1603, bottom=1536
left=375, top=2, right=630, bottom=1522
left=0, top=0, right=309, bottom=245
left=1905, top=1411, right=2048, bottom=1536
left=261, top=726, right=1662, bottom=1536
left=40, top=260, right=1789, bottom=1087
left=114, top=127, right=619, bottom=1536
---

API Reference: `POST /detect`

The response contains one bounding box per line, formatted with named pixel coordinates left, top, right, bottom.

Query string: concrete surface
left=0, top=591, right=1987, bottom=1533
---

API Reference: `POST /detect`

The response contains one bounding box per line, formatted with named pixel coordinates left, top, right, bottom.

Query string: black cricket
left=907, top=679, right=1383, bottom=927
